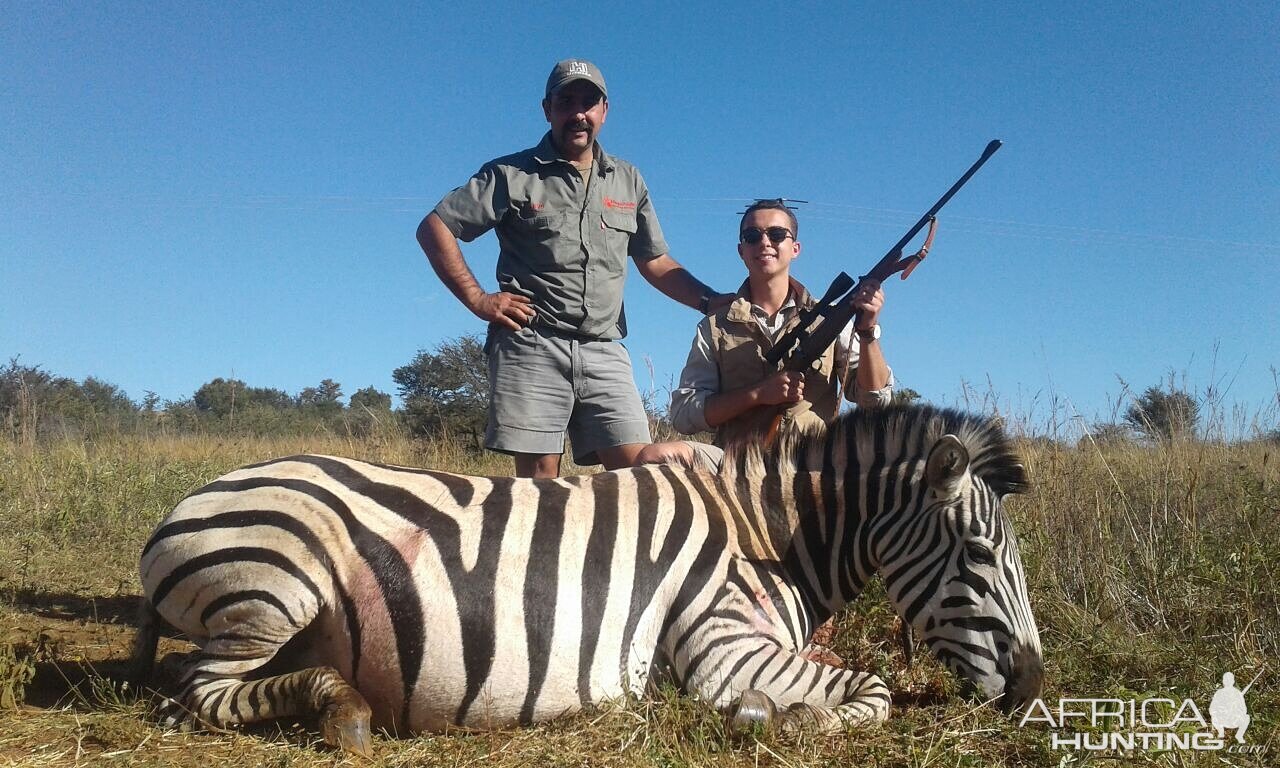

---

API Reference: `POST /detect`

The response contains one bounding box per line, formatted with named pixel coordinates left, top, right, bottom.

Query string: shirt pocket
left=600, top=209, right=638, bottom=234
left=512, top=208, right=569, bottom=241
left=599, top=209, right=637, bottom=260
left=506, top=206, right=571, bottom=268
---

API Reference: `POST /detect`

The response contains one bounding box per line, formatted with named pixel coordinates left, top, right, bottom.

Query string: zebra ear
left=925, top=434, right=971, bottom=498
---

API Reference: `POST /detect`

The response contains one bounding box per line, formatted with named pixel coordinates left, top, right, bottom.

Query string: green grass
left=0, top=428, right=1277, bottom=766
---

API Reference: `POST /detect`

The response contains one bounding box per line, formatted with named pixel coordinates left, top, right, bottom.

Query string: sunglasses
left=740, top=226, right=793, bottom=245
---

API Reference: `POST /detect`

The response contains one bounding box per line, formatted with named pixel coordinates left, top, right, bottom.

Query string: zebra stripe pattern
left=134, top=404, right=1042, bottom=754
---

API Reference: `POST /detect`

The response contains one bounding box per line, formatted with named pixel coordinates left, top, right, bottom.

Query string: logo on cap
left=568, top=61, right=589, bottom=76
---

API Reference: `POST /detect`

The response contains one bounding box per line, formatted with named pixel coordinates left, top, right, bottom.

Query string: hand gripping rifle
left=760, top=140, right=1003, bottom=436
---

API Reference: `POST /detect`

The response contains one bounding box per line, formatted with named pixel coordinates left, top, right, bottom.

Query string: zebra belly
left=382, top=518, right=661, bottom=731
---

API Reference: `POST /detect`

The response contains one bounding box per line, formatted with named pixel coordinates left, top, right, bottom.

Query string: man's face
left=542, top=80, right=608, bottom=157
left=738, top=209, right=800, bottom=279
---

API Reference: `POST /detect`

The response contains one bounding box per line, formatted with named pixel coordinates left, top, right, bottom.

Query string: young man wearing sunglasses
left=417, top=59, right=729, bottom=478
left=642, top=198, right=893, bottom=466
left=638, top=197, right=894, bottom=667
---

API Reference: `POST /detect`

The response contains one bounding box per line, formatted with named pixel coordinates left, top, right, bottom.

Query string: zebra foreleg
left=162, top=659, right=373, bottom=757
left=704, top=644, right=891, bottom=735
left=727, top=671, right=890, bottom=735
left=772, top=671, right=892, bottom=734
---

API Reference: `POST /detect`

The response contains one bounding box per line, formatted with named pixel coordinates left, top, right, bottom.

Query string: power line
left=10, top=190, right=1278, bottom=254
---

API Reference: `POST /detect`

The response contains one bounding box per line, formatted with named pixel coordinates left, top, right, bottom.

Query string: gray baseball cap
left=545, top=59, right=608, bottom=99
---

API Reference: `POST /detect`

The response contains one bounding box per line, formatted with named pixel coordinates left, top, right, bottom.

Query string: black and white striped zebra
left=132, top=404, right=1042, bottom=755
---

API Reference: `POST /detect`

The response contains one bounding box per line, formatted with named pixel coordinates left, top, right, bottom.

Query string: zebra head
left=874, top=423, right=1043, bottom=714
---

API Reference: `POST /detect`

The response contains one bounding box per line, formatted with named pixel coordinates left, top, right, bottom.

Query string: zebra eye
left=965, top=541, right=997, bottom=567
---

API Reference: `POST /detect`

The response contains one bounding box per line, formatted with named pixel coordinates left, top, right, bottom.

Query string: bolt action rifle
left=761, top=140, right=1004, bottom=440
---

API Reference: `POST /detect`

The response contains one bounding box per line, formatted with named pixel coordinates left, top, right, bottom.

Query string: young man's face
left=542, top=80, right=608, bottom=158
left=738, top=209, right=800, bottom=279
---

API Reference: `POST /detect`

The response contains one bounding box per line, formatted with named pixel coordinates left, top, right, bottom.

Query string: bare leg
left=514, top=452, right=562, bottom=478
left=597, top=442, right=648, bottom=470
left=633, top=441, right=724, bottom=470
left=633, top=442, right=696, bottom=467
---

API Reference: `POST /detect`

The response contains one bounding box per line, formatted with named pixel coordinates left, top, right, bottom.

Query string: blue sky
left=4, top=2, right=1277, bottom=435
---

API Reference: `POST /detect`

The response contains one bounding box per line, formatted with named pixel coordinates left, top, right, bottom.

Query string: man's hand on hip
left=471, top=291, right=536, bottom=330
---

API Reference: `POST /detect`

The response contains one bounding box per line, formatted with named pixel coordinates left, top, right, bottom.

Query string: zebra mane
left=719, top=404, right=1029, bottom=496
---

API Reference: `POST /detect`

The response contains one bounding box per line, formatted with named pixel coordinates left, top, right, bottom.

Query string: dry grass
left=1, top=426, right=1277, bottom=766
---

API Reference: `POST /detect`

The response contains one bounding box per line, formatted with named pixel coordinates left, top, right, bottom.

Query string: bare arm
left=847, top=281, right=892, bottom=398
left=416, top=212, right=533, bottom=331
left=634, top=253, right=730, bottom=312
left=703, top=372, right=805, bottom=428
left=853, top=338, right=890, bottom=393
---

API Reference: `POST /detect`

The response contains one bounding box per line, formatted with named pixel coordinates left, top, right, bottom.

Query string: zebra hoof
left=320, top=691, right=374, bottom=758
left=780, top=702, right=827, bottom=734
left=728, top=689, right=777, bottom=732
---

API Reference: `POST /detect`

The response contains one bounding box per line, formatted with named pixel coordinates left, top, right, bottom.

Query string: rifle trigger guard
left=900, top=216, right=938, bottom=280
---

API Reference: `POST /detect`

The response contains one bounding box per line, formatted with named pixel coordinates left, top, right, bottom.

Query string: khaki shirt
left=433, top=133, right=669, bottom=340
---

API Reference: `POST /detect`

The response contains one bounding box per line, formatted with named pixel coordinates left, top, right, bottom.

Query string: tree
left=141, top=391, right=162, bottom=413
left=393, top=335, right=488, bottom=442
left=892, top=387, right=923, bottom=406
left=1083, top=421, right=1132, bottom=448
left=298, top=378, right=344, bottom=414
left=0, top=360, right=137, bottom=436
left=345, top=386, right=394, bottom=437
left=1124, top=386, right=1200, bottom=442
left=349, top=386, right=392, bottom=412
left=193, top=378, right=292, bottom=418
left=78, top=376, right=135, bottom=415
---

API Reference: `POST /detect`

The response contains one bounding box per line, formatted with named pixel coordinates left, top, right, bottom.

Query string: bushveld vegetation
left=1, top=353, right=1277, bottom=766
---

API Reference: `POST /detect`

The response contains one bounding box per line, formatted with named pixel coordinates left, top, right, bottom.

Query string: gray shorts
left=485, top=325, right=652, bottom=464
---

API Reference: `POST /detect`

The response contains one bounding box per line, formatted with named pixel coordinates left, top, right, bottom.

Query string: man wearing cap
left=417, top=59, right=728, bottom=478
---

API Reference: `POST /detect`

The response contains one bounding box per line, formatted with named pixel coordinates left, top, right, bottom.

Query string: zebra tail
left=126, top=598, right=160, bottom=689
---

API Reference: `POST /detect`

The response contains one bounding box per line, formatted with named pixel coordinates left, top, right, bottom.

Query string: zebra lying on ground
left=132, top=404, right=1043, bottom=756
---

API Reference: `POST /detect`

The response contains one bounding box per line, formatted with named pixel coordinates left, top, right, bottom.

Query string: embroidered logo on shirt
left=603, top=197, right=636, bottom=210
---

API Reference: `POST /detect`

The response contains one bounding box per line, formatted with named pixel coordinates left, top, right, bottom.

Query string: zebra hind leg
left=162, top=654, right=373, bottom=757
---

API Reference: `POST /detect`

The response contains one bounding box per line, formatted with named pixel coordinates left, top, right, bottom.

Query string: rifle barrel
left=762, top=140, right=1003, bottom=370
left=883, top=140, right=1002, bottom=261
